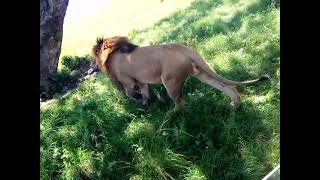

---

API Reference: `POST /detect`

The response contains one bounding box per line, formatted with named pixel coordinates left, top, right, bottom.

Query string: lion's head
left=92, top=36, right=138, bottom=71
left=92, top=36, right=139, bottom=92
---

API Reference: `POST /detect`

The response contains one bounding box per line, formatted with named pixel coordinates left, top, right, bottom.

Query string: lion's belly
left=133, top=68, right=162, bottom=84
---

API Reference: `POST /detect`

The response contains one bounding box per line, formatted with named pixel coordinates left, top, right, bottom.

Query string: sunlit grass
left=60, top=0, right=194, bottom=60
left=42, top=0, right=279, bottom=179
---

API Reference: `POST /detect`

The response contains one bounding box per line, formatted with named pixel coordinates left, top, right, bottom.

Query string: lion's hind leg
left=161, top=78, right=185, bottom=111
left=195, top=72, right=241, bottom=107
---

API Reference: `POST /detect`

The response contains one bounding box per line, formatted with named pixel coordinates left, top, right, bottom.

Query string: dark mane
left=119, top=43, right=139, bottom=53
left=92, top=37, right=104, bottom=57
left=92, top=36, right=138, bottom=59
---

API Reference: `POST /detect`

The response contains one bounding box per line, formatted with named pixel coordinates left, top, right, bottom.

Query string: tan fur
left=93, top=36, right=269, bottom=110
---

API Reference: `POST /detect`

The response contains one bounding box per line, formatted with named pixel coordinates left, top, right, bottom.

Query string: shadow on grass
left=41, top=0, right=279, bottom=179
left=40, top=55, right=97, bottom=102
left=41, top=92, right=137, bottom=179
left=41, top=73, right=275, bottom=179
left=115, top=73, right=274, bottom=179
left=179, top=96, right=273, bottom=179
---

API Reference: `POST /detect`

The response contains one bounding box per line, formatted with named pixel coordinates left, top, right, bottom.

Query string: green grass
left=41, top=0, right=280, bottom=179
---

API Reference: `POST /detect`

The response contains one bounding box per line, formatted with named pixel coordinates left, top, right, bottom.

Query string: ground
left=41, top=0, right=280, bottom=179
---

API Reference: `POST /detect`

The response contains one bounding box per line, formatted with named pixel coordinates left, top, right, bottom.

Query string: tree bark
left=40, top=0, right=69, bottom=86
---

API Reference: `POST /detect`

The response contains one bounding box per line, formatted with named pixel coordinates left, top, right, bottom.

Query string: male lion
left=92, top=36, right=269, bottom=111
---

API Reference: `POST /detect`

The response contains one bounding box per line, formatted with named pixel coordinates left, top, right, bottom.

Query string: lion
left=92, top=36, right=269, bottom=111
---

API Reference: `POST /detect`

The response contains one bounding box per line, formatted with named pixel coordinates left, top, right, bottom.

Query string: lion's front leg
left=124, top=87, right=142, bottom=102
left=138, top=83, right=150, bottom=106
left=122, top=81, right=143, bottom=102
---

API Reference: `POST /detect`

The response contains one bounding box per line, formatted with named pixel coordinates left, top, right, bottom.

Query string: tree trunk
left=40, top=0, right=69, bottom=86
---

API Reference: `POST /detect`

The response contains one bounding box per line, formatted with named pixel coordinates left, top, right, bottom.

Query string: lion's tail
left=186, top=46, right=270, bottom=86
